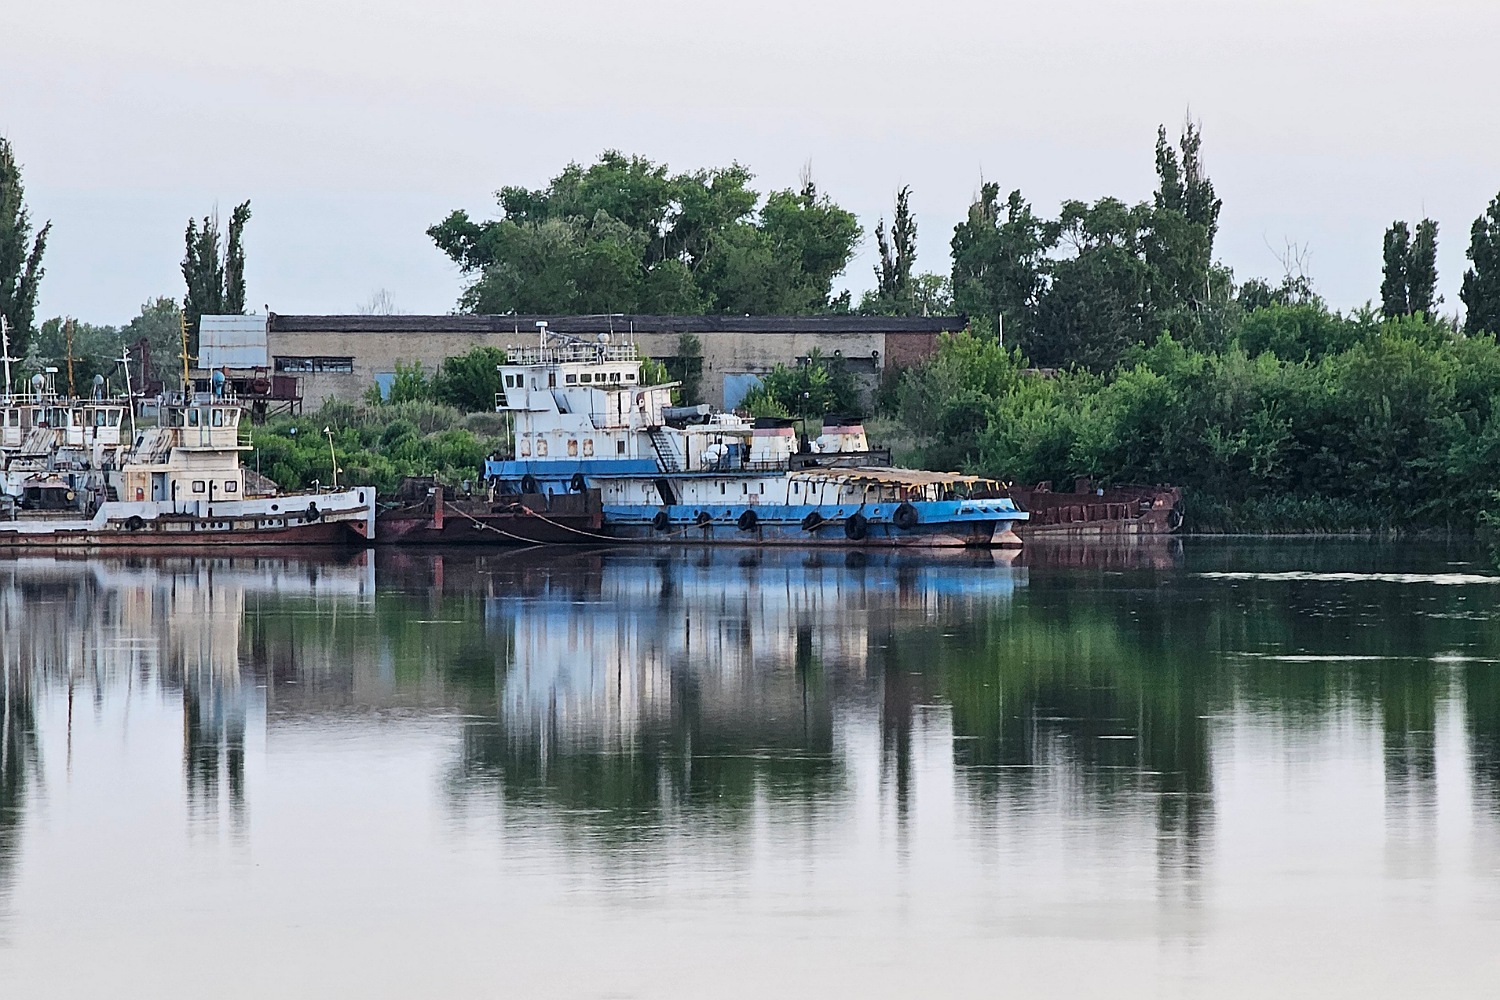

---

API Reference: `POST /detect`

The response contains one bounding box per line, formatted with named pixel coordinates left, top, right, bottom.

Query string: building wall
left=266, top=316, right=964, bottom=409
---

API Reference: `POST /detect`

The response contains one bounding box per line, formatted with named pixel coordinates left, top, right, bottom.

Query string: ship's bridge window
left=92, top=410, right=106, bottom=427
left=566, top=374, right=577, bottom=385
left=212, top=409, right=226, bottom=427
left=192, top=480, right=206, bottom=493
left=610, top=372, right=621, bottom=383
left=626, top=373, right=636, bottom=382
left=187, top=409, right=200, bottom=427
left=109, top=410, right=121, bottom=426
left=72, top=409, right=84, bottom=425
left=225, top=480, right=238, bottom=493
left=580, top=373, right=592, bottom=383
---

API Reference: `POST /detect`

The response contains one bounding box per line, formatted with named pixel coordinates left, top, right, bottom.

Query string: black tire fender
left=737, top=509, right=758, bottom=531
left=570, top=472, right=587, bottom=493
left=125, top=515, right=145, bottom=531
left=844, top=511, right=868, bottom=541
left=893, top=502, right=919, bottom=530
left=801, top=511, right=824, bottom=531
left=520, top=474, right=540, bottom=495
left=306, top=502, right=321, bottom=522
left=694, top=510, right=712, bottom=526
left=652, top=509, right=671, bottom=531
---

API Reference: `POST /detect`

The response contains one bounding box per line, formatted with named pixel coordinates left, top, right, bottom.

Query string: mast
left=0, top=317, right=14, bottom=400
left=118, top=344, right=138, bottom=439
left=178, top=312, right=195, bottom=395
left=66, top=319, right=76, bottom=397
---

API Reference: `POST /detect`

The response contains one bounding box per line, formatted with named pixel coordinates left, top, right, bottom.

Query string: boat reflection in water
left=5, top=542, right=1500, bottom=995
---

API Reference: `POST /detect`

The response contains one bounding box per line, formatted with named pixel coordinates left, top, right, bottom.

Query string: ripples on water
left=2, top=539, right=1500, bottom=997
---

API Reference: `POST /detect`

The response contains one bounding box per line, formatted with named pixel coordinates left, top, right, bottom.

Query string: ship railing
left=504, top=344, right=640, bottom=366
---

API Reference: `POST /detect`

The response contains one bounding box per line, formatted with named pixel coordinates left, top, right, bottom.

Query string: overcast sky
left=5, top=0, right=1499, bottom=325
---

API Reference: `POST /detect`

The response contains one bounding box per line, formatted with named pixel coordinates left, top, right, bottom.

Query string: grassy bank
left=245, top=400, right=508, bottom=494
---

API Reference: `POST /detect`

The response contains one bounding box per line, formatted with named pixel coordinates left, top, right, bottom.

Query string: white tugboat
left=483, top=326, right=1027, bottom=547
left=0, top=322, right=374, bottom=548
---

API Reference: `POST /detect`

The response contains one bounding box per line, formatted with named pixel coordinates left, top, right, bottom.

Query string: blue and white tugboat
left=483, top=327, right=1027, bottom=548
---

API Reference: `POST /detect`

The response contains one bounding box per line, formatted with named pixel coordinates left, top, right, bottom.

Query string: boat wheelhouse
left=483, top=328, right=1027, bottom=547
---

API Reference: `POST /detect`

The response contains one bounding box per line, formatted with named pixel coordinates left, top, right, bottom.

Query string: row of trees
left=428, top=153, right=862, bottom=316
left=892, top=307, right=1500, bottom=531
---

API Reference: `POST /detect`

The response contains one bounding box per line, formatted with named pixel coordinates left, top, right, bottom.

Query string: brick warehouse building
left=198, top=314, right=967, bottom=410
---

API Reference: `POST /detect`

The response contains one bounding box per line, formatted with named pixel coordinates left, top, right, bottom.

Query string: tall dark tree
left=182, top=200, right=252, bottom=347
left=1407, top=219, right=1439, bottom=318
left=1462, top=194, right=1500, bottom=335
left=950, top=184, right=1052, bottom=345
left=1149, top=121, right=1222, bottom=319
left=0, top=137, right=50, bottom=359
left=868, top=186, right=917, bottom=314
left=1380, top=221, right=1411, bottom=318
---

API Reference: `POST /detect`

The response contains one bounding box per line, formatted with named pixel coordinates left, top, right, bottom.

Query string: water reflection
left=2, top=541, right=1500, bottom=991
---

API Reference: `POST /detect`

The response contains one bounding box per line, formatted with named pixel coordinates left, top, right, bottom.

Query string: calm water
left=2, top=540, right=1500, bottom=997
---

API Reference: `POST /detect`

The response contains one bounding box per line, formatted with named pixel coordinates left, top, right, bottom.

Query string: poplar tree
left=1462, top=194, right=1500, bottom=335
left=1407, top=219, right=1439, bottom=318
left=1380, top=221, right=1410, bottom=318
left=0, top=137, right=50, bottom=357
left=182, top=200, right=252, bottom=345
left=870, top=185, right=917, bottom=314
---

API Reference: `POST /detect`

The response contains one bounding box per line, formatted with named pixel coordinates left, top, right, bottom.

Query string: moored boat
left=481, top=327, right=1028, bottom=547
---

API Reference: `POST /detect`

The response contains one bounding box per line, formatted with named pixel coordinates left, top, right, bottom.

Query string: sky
left=5, top=0, right=1499, bottom=326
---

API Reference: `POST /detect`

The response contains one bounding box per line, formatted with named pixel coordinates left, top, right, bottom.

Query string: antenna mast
left=0, top=318, right=15, bottom=399
left=178, top=312, right=195, bottom=395
left=118, top=344, right=138, bottom=439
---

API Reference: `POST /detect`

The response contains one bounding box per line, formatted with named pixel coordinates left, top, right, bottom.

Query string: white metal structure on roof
left=200, top=315, right=269, bottom=369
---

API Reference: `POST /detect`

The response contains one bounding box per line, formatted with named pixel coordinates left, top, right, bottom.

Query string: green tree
left=120, top=297, right=186, bottom=390
left=1381, top=221, right=1411, bottom=318
left=951, top=185, right=1051, bottom=347
left=33, top=317, right=120, bottom=391
left=432, top=346, right=508, bottom=412
left=666, top=333, right=704, bottom=404
left=429, top=153, right=859, bottom=316
left=0, top=137, right=50, bottom=359
left=862, top=186, right=917, bottom=314
left=182, top=200, right=252, bottom=348
left=1462, top=194, right=1500, bottom=335
left=1408, top=219, right=1439, bottom=317
left=738, top=349, right=862, bottom=419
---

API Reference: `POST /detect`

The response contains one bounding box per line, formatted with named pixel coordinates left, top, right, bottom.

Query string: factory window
left=275, top=357, right=354, bottom=374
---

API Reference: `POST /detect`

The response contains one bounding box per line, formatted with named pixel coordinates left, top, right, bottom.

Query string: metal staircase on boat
left=649, top=428, right=681, bottom=472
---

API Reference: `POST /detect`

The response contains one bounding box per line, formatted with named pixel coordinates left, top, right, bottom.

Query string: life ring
left=521, top=474, right=540, bottom=495
left=570, top=472, right=587, bottom=493
left=652, top=509, right=671, bottom=531
left=893, top=502, right=919, bottom=530
left=737, top=509, right=758, bottom=531
left=125, top=515, right=145, bottom=531
left=306, top=502, right=321, bottom=522
left=801, top=511, right=824, bottom=531
left=844, top=512, right=868, bottom=541
left=694, top=510, right=712, bottom=526
left=65, top=490, right=77, bottom=502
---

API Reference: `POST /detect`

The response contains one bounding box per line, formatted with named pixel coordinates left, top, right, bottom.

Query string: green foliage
left=251, top=400, right=503, bottom=494
left=861, top=186, right=918, bottom=315
left=665, top=333, right=704, bottom=404
left=638, top=356, right=671, bottom=387
left=738, top=348, right=862, bottom=420
left=0, top=137, right=50, bottom=358
left=182, top=200, right=252, bottom=350
left=896, top=306, right=1500, bottom=531
left=1463, top=193, right=1500, bottom=335
left=431, top=346, right=508, bottom=412
left=429, top=152, right=861, bottom=316
left=121, top=297, right=186, bottom=389
left=32, top=318, right=120, bottom=391
left=950, top=122, right=1227, bottom=370
left=1382, top=218, right=1439, bottom=319
left=387, top=361, right=431, bottom=404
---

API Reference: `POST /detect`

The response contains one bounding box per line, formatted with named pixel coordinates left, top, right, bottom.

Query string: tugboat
left=483, top=326, right=1027, bottom=547
left=0, top=361, right=374, bottom=548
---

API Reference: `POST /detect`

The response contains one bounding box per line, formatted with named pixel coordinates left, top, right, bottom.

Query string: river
left=1, top=540, right=1498, bottom=997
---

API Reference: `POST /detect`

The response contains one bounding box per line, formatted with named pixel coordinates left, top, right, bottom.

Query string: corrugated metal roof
left=201, top=315, right=269, bottom=368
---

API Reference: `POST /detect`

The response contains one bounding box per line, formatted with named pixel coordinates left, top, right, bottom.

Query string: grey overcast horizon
left=5, top=0, right=1498, bottom=326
